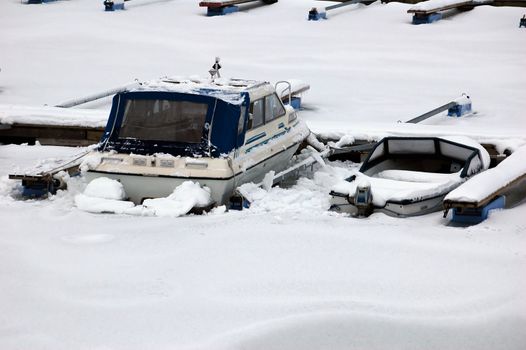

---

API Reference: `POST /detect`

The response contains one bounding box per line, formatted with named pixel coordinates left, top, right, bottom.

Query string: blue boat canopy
left=99, top=90, right=249, bottom=157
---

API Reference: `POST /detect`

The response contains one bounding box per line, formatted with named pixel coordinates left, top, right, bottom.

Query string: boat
left=83, top=77, right=310, bottom=205
left=329, top=136, right=490, bottom=217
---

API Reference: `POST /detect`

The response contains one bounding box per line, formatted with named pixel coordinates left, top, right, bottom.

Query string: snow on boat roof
left=129, top=76, right=271, bottom=105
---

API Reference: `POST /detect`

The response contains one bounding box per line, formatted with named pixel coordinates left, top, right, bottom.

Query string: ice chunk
left=141, top=181, right=213, bottom=217
left=83, top=177, right=126, bottom=201
left=74, top=194, right=135, bottom=214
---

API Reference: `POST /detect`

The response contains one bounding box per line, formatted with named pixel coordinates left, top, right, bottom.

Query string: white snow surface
left=75, top=179, right=213, bottom=217
left=141, top=181, right=213, bottom=217
left=75, top=193, right=136, bottom=214
left=82, top=177, right=126, bottom=201
left=0, top=104, right=108, bottom=127
left=453, top=93, right=471, bottom=106
left=445, top=144, right=526, bottom=203
left=1, top=1, right=526, bottom=349
left=131, top=77, right=252, bottom=105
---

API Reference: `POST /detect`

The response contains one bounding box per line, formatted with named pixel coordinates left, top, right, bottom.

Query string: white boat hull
left=329, top=192, right=447, bottom=217
left=86, top=140, right=302, bottom=205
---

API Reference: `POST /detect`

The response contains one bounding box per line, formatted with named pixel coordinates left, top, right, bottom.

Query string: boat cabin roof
left=129, top=77, right=275, bottom=105
left=99, top=77, right=282, bottom=157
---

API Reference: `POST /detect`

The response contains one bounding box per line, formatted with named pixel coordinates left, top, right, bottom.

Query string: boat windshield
left=119, top=99, right=208, bottom=143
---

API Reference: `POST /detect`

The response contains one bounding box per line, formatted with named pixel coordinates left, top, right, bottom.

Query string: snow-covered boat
left=329, top=136, right=490, bottom=217
left=83, top=77, right=310, bottom=205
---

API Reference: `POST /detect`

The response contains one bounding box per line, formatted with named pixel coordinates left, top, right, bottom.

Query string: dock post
left=308, top=8, right=327, bottom=21
left=104, top=0, right=125, bottom=11
left=447, top=95, right=472, bottom=117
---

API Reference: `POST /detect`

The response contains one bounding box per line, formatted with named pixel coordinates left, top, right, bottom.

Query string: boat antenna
left=209, top=57, right=222, bottom=81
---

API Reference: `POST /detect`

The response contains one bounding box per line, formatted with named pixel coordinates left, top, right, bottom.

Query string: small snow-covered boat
left=329, top=136, right=490, bottom=217
left=83, top=77, right=310, bottom=205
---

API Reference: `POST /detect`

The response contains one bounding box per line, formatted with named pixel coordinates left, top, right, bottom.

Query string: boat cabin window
left=265, top=93, right=285, bottom=122
left=119, top=99, right=208, bottom=143
left=248, top=94, right=285, bottom=130
left=249, top=99, right=264, bottom=129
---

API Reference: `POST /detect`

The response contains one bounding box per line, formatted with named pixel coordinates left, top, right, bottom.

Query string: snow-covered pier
left=408, top=0, right=493, bottom=24
left=444, top=144, right=526, bottom=224
left=0, top=105, right=106, bottom=146
left=199, top=0, right=277, bottom=16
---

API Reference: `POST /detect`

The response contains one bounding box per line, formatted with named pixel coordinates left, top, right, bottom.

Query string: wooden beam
left=199, top=0, right=258, bottom=8
left=408, top=1, right=476, bottom=14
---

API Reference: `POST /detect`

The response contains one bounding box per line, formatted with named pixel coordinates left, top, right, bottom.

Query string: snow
left=409, top=0, right=477, bottom=12
left=1, top=1, right=526, bottom=349
left=75, top=193, right=136, bottom=214
left=75, top=179, right=214, bottom=216
left=445, top=144, right=526, bottom=203
left=332, top=170, right=462, bottom=207
left=453, top=93, right=471, bottom=106
left=0, top=104, right=108, bottom=128
left=376, top=169, right=460, bottom=182
left=141, top=180, right=213, bottom=217
left=131, top=77, right=253, bottom=105
left=74, top=177, right=134, bottom=213
left=82, top=177, right=126, bottom=200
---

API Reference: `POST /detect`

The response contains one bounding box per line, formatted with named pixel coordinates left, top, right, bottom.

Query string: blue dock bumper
left=412, top=13, right=442, bottom=25
left=104, top=0, right=125, bottom=11
left=308, top=11, right=327, bottom=21
left=207, top=5, right=239, bottom=16
left=447, top=101, right=472, bottom=117
left=451, top=196, right=506, bottom=224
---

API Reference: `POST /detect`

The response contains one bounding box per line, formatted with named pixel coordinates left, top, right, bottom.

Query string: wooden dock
left=199, top=0, right=278, bottom=16
left=199, top=0, right=260, bottom=8
left=443, top=145, right=526, bottom=224
left=0, top=123, right=104, bottom=147
left=407, top=0, right=477, bottom=15
left=383, top=0, right=525, bottom=5
left=0, top=104, right=107, bottom=146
